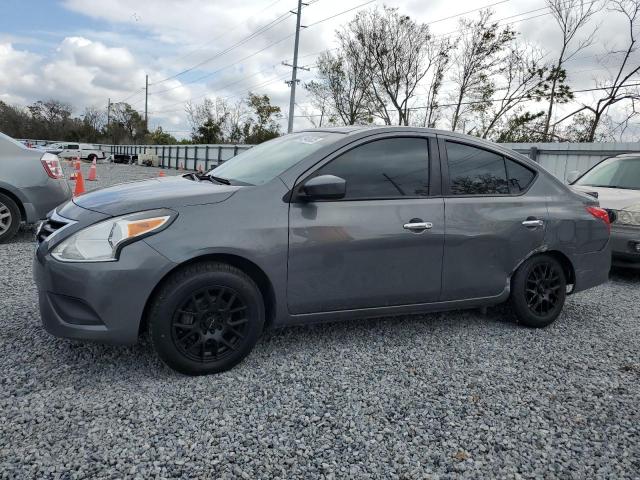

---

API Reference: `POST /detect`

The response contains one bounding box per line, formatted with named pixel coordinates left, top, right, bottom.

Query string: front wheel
left=510, top=254, right=567, bottom=328
left=149, top=262, right=264, bottom=375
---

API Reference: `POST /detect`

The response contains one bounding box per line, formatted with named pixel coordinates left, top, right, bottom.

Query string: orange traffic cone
left=197, top=164, right=203, bottom=174
left=87, top=158, right=97, bottom=181
left=70, top=160, right=80, bottom=180
left=158, top=170, right=166, bottom=177
left=179, top=162, right=184, bottom=170
left=74, top=171, right=85, bottom=196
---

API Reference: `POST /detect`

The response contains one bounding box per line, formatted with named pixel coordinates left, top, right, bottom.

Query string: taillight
left=586, top=206, right=611, bottom=232
left=41, top=153, right=63, bottom=179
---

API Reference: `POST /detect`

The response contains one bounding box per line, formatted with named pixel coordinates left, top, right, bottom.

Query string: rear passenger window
left=317, top=137, right=430, bottom=199
left=506, top=158, right=535, bottom=193
left=446, top=142, right=509, bottom=195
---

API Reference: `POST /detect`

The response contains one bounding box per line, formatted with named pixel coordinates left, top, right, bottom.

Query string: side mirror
left=301, top=175, right=346, bottom=200
left=566, top=170, right=581, bottom=184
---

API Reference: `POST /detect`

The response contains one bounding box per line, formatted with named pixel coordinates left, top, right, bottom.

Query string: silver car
left=0, top=132, right=72, bottom=242
left=569, top=154, right=640, bottom=269
left=34, top=127, right=611, bottom=375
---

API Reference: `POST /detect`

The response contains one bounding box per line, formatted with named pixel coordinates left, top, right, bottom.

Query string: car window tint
left=506, top=158, right=536, bottom=193
left=317, top=138, right=430, bottom=199
left=67, top=144, right=79, bottom=149
left=446, top=142, right=509, bottom=195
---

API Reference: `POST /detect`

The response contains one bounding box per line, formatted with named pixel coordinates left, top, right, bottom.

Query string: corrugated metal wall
left=502, top=142, right=640, bottom=183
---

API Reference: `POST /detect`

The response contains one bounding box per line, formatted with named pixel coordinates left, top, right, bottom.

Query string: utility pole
left=285, top=0, right=309, bottom=133
left=144, top=74, right=149, bottom=131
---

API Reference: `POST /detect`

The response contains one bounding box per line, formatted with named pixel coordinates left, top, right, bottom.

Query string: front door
left=287, top=135, right=444, bottom=315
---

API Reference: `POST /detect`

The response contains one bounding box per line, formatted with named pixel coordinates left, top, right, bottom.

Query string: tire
left=148, top=262, right=265, bottom=375
left=87, top=154, right=97, bottom=162
left=0, top=193, right=21, bottom=244
left=510, top=254, right=567, bottom=328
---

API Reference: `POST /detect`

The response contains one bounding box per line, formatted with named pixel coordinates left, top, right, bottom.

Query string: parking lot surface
left=1, top=163, right=639, bottom=478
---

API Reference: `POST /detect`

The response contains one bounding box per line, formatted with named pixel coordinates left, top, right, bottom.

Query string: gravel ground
left=1, top=163, right=639, bottom=479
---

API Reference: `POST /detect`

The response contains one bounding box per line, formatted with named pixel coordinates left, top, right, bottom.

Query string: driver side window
left=315, top=137, right=430, bottom=200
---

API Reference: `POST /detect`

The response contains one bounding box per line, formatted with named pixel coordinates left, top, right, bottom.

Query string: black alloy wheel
left=149, top=262, right=264, bottom=375
left=510, top=254, right=567, bottom=328
left=171, top=286, right=249, bottom=363
left=524, top=262, right=563, bottom=317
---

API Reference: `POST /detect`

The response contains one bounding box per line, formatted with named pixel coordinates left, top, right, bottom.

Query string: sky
left=0, top=0, right=637, bottom=138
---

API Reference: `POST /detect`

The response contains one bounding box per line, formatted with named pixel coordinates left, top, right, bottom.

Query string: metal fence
left=104, top=144, right=252, bottom=170
left=18, top=138, right=640, bottom=182
left=502, top=142, right=640, bottom=183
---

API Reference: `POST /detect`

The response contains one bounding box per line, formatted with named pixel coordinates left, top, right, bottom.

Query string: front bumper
left=34, top=239, right=176, bottom=345
left=610, top=225, right=640, bottom=269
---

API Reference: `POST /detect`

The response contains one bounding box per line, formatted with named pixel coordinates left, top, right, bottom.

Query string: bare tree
left=542, top=0, right=600, bottom=139
left=340, top=7, right=434, bottom=125
left=552, top=0, right=640, bottom=141
left=304, top=50, right=371, bottom=125
left=476, top=43, right=569, bottom=139
left=423, top=38, right=453, bottom=128
left=449, top=10, right=516, bottom=132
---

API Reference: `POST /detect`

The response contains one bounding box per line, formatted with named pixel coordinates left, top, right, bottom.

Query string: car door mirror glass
left=302, top=175, right=346, bottom=200
left=567, top=170, right=580, bottom=184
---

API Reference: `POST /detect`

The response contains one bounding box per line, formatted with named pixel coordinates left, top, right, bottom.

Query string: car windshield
left=575, top=157, right=640, bottom=190
left=207, top=132, right=341, bottom=185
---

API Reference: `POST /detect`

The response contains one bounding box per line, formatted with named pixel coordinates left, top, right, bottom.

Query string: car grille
left=36, top=213, right=72, bottom=244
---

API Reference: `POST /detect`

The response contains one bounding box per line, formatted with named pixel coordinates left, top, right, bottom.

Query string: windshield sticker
left=296, top=136, right=325, bottom=145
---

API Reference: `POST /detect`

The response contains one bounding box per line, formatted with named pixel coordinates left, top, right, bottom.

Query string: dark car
left=34, top=127, right=611, bottom=375
left=0, top=132, right=71, bottom=243
left=569, top=154, right=640, bottom=269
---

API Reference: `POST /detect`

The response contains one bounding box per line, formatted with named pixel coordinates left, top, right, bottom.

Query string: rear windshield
left=575, top=157, right=640, bottom=190
left=0, top=132, right=30, bottom=151
left=208, top=132, right=341, bottom=185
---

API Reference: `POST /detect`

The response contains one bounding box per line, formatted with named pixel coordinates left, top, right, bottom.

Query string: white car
left=46, top=142, right=109, bottom=162
left=569, top=154, right=640, bottom=269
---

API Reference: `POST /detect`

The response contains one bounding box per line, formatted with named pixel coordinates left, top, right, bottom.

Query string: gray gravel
left=1, top=163, right=639, bottom=479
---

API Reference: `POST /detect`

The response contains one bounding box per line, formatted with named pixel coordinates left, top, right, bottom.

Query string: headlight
left=615, top=204, right=640, bottom=227
left=51, top=209, right=176, bottom=262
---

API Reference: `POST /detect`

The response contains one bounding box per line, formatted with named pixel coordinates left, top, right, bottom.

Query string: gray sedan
left=0, top=132, right=72, bottom=242
left=34, top=127, right=611, bottom=375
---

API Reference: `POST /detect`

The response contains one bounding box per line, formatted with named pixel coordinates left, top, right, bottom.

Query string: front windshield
left=208, top=132, right=341, bottom=185
left=575, top=157, right=640, bottom=190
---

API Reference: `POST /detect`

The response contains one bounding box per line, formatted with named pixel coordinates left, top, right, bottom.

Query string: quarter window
left=316, top=138, right=430, bottom=199
left=506, top=158, right=536, bottom=193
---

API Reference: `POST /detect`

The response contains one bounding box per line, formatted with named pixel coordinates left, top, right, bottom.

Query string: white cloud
left=2, top=0, right=638, bottom=137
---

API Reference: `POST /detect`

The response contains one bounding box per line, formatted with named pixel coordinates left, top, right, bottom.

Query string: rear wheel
left=149, top=262, right=264, bottom=375
left=0, top=193, right=20, bottom=243
left=87, top=154, right=97, bottom=162
left=510, top=254, right=566, bottom=328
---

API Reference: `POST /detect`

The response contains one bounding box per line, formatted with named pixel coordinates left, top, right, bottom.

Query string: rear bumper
left=571, top=241, right=612, bottom=293
left=23, top=179, right=72, bottom=223
left=34, top=240, right=175, bottom=345
left=610, top=225, right=640, bottom=269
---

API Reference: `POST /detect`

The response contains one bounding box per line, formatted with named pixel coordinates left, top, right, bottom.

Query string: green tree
left=149, top=126, right=178, bottom=144
left=242, top=93, right=282, bottom=144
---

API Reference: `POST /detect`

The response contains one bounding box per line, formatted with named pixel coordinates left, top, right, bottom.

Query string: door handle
left=522, top=219, right=544, bottom=228
left=403, top=221, right=433, bottom=232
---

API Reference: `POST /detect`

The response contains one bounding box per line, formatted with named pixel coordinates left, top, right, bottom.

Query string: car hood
left=571, top=185, right=640, bottom=210
left=73, top=176, right=241, bottom=216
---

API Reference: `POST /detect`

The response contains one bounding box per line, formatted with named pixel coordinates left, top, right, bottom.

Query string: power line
left=293, top=82, right=640, bottom=117
left=150, top=10, right=295, bottom=87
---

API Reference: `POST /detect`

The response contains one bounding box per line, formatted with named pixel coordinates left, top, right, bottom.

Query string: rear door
left=287, top=133, right=444, bottom=314
left=439, top=137, right=548, bottom=301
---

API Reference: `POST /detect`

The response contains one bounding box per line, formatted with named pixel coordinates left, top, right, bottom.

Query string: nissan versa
left=34, top=127, right=612, bottom=375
